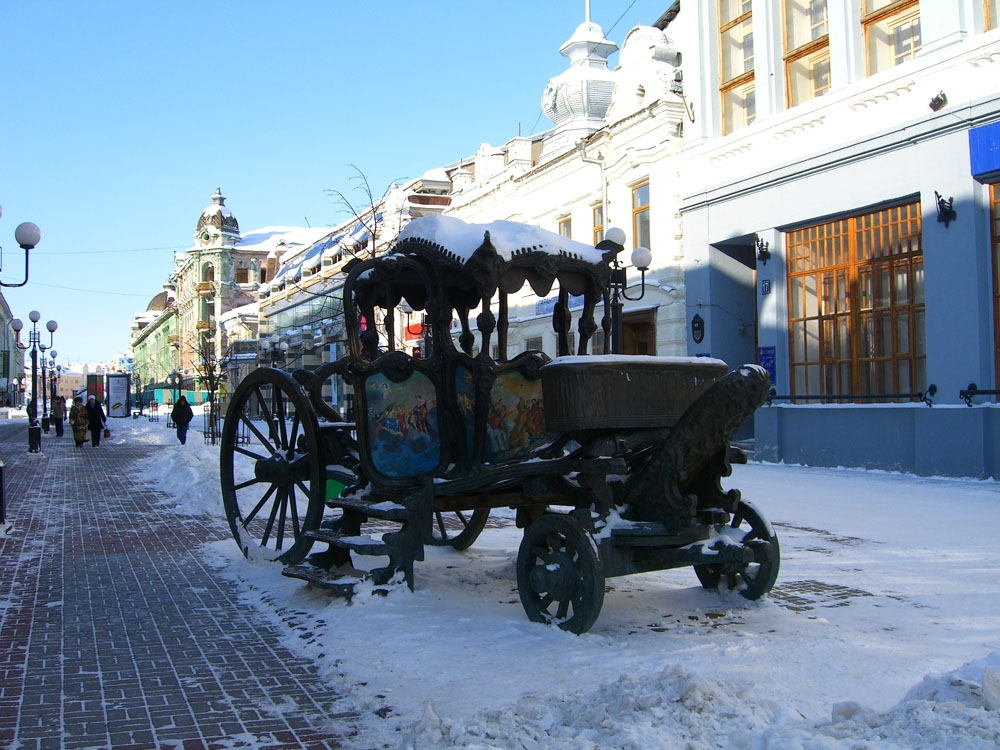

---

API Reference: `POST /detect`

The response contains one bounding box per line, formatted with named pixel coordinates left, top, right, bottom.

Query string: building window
left=235, top=266, right=249, bottom=284
left=719, top=0, right=755, bottom=134
left=525, top=336, right=544, bottom=352
left=558, top=216, right=572, bottom=239
left=593, top=204, right=605, bottom=245
left=786, top=201, right=925, bottom=400
left=863, top=0, right=921, bottom=76
left=991, top=184, right=1000, bottom=386
left=784, top=0, right=830, bottom=107
left=632, top=182, right=651, bottom=252
left=987, top=0, right=999, bottom=31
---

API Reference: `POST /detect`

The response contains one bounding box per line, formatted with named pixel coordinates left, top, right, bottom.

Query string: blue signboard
left=970, top=121, right=1000, bottom=178
left=758, top=346, right=776, bottom=385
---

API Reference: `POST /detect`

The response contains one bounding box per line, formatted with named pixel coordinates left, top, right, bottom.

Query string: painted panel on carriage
left=455, top=364, right=476, bottom=460
left=364, top=371, right=439, bottom=478
left=485, top=371, right=546, bottom=464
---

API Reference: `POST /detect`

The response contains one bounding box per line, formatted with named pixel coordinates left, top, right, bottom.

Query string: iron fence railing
left=765, top=384, right=936, bottom=407
left=959, top=383, right=1000, bottom=406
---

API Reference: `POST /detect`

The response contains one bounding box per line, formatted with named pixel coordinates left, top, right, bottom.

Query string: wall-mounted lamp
left=755, top=235, right=771, bottom=266
left=934, top=191, right=956, bottom=228
left=928, top=91, right=948, bottom=112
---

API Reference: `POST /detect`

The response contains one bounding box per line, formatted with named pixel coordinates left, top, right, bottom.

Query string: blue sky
left=1, top=0, right=668, bottom=364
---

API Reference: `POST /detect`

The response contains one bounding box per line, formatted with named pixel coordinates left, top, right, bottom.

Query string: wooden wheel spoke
left=243, top=484, right=277, bottom=527
left=556, top=598, right=571, bottom=620
left=239, top=409, right=276, bottom=452
left=234, top=444, right=270, bottom=462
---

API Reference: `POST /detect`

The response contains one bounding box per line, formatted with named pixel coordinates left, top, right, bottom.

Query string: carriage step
left=305, top=528, right=390, bottom=556
left=281, top=564, right=361, bottom=597
left=609, top=522, right=707, bottom=547
left=326, top=495, right=410, bottom=521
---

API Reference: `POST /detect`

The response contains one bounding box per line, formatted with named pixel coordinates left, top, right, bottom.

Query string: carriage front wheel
left=516, top=513, right=605, bottom=634
left=694, top=499, right=779, bottom=600
left=220, top=368, right=325, bottom=564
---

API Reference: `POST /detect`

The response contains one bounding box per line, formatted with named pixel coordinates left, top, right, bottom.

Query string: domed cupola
left=540, top=14, right=617, bottom=134
left=194, top=188, right=241, bottom=247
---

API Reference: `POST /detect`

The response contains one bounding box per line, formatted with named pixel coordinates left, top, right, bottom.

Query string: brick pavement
left=0, top=421, right=354, bottom=749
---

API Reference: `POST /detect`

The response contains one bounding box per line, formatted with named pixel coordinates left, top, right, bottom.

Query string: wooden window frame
left=786, top=200, right=925, bottom=401
left=719, top=0, right=755, bottom=135
left=593, top=204, right=605, bottom=246
left=558, top=216, right=572, bottom=239
left=632, top=182, right=651, bottom=252
left=991, top=184, right=1000, bottom=387
left=862, top=0, right=921, bottom=76
left=783, top=0, right=830, bottom=107
left=986, top=0, right=999, bottom=31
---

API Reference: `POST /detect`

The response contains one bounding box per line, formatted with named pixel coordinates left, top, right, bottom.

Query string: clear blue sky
left=1, top=0, right=668, bottom=365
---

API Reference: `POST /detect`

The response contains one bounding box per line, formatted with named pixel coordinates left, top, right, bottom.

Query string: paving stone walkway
left=0, top=421, right=352, bottom=749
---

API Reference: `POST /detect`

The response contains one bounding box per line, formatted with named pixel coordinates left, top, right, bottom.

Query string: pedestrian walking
left=69, top=396, right=88, bottom=447
left=85, top=395, right=107, bottom=447
left=50, top=396, right=65, bottom=437
left=170, top=395, right=194, bottom=445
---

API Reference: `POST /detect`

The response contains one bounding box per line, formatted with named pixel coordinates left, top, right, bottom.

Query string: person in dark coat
left=170, top=396, right=194, bottom=445
left=50, top=396, right=65, bottom=437
left=85, top=395, right=107, bottom=447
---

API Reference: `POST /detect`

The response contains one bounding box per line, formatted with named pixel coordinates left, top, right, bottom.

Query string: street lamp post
left=596, top=227, right=651, bottom=355
left=10, top=311, right=57, bottom=452
left=0, top=219, right=41, bottom=288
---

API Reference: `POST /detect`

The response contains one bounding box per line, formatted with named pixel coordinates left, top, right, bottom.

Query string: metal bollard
left=0, top=459, right=10, bottom=535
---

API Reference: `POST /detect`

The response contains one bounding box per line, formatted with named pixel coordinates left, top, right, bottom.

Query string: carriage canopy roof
left=395, top=215, right=606, bottom=266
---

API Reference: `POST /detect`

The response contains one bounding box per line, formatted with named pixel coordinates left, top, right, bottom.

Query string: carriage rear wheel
left=220, top=368, right=325, bottom=564
left=426, top=509, right=490, bottom=550
left=516, top=513, right=605, bottom=634
left=694, top=500, right=779, bottom=600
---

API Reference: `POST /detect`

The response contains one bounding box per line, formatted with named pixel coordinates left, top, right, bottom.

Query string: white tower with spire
left=539, top=0, right=618, bottom=159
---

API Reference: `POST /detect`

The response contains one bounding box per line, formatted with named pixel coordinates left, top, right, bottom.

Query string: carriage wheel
left=516, top=514, right=605, bottom=634
left=220, top=368, right=325, bottom=564
left=694, top=500, right=779, bottom=600
left=426, top=509, right=490, bottom=550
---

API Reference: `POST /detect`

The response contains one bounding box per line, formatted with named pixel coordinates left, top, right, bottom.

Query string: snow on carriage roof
left=396, top=214, right=607, bottom=266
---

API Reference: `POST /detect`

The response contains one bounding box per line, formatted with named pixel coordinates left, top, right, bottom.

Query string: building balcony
left=167, top=335, right=180, bottom=347
left=195, top=320, right=210, bottom=331
left=196, top=281, right=214, bottom=296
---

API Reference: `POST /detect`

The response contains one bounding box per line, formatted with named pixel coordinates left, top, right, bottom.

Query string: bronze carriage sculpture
left=219, top=215, right=777, bottom=634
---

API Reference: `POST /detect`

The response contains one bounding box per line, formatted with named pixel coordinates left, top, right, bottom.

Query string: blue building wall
left=755, top=405, right=999, bottom=479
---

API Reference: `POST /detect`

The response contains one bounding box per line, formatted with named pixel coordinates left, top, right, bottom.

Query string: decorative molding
left=848, top=81, right=916, bottom=111
left=967, top=51, right=1000, bottom=67
left=772, top=115, right=826, bottom=141
left=708, top=142, right=753, bottom=163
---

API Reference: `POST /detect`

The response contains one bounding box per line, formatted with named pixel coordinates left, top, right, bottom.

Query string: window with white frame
left=558, top=217, right=572, bottom=239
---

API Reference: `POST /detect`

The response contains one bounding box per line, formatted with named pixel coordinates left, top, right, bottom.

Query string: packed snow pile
left=407, top=656, right=1000, bottom=749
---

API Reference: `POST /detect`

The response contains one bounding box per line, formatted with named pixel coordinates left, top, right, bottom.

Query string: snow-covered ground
left=118, top=412, right=1000, bottom=749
